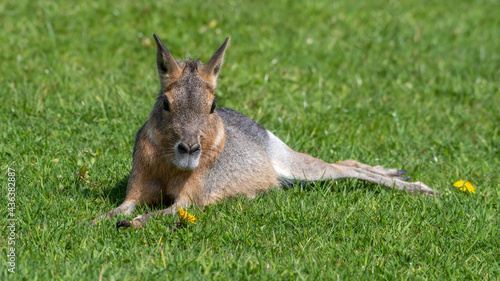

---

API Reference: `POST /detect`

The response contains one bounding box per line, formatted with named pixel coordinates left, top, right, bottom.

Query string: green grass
left=1, top=0, right=499, bottom=279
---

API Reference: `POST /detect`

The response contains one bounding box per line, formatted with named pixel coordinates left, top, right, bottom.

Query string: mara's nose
left=177, top=142, right=201, bottom=155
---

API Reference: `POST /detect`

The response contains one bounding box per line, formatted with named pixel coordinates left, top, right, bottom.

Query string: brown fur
left=93, top=34, right=437, bottom=228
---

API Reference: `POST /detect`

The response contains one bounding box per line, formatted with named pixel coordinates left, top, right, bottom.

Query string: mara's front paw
left=116, top=219, right=143, bottom=229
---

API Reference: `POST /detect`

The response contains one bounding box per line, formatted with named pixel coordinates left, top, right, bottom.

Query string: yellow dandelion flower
left=453, top=180, right=476, bottom=194
left=178, top=207, right=197, bottom=224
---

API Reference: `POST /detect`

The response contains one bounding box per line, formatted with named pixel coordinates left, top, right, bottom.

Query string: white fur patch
left=271, top=162, right=293, bottom=179
left=266, top=130, right=293, bottom=178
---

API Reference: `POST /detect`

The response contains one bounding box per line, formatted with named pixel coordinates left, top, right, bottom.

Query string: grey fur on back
left=216, top=108, right=269, bottom=146
left=202, top=107, right=278, bottom=202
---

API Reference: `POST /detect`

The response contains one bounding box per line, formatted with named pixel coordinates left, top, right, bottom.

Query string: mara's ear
left=200, top=37, right=230, bottom=86
left=153, top=34, right=182, bottom=88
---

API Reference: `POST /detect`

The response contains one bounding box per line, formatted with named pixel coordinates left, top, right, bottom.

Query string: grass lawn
left=1, top=0, right=499, bottom=279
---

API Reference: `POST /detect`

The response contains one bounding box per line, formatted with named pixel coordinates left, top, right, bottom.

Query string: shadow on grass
left=78, top=176, right=129, bottom=206
left=79, top=176, right=175, bottom=213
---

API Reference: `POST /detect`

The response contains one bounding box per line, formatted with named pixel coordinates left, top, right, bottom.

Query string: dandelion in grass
left=453, top=180, right=476, bottom=194
left=178, top=207, right=197, bottom=224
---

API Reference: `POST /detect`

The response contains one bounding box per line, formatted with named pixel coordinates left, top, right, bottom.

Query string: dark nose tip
left=177, top=143, right=201, bottom=155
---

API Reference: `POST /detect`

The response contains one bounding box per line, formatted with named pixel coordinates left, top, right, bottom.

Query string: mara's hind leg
left=332, top=159, right=436, bottom=195
left=266, top=131, right=438, bottom=195
left=336, top=159, right=410, bottom=180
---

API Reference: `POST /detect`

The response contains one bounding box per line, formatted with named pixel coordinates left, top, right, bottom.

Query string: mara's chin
left=173, top=154, right=200, bottom=170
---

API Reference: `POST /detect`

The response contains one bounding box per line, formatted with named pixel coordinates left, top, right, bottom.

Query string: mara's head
left=149, top=34, right=229, bottom=171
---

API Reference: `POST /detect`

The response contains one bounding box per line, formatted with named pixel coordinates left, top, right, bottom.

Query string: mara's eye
left=163, top=99, right=170, bottom=112
left=210, top=100, right=216, bottom=114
